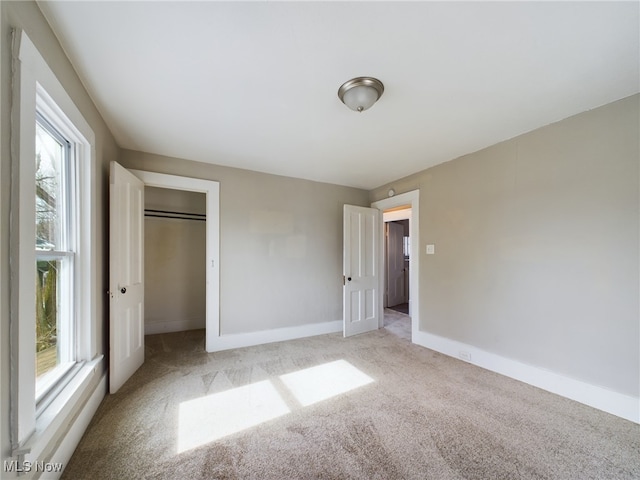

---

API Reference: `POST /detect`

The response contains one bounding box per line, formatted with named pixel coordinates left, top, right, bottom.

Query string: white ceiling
left=39, top=1, right=639, bottom=190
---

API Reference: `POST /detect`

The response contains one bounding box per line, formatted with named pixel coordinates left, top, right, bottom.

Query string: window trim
left=10, top=29, right=98, bottom=459
left=35, top=112, right=77, bottom=402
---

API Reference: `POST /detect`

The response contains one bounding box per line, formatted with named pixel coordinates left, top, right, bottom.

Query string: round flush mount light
left=338, top=77, right=384, bottom=112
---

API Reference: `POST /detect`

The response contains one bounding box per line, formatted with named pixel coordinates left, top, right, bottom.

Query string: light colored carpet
left=63, top=322, right=639, bottom=479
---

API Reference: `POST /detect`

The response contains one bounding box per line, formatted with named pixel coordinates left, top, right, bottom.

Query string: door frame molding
left=130, top=170, right=220, bottom=352
left=372, top=190, right=419, bottom=341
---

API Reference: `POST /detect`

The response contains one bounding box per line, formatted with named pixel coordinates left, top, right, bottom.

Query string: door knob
left=120, top=287, right=127, bottom=294
left=347, top=277, right=352, bottom=282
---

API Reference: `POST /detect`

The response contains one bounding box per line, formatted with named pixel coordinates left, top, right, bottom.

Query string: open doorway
left=129, top=169, right=220, bottom=353
left=144, top=186, right=206, bottom=335
left=383, top=207, right=411, bottom=340
left=372, top=190, right=420, bottom=343
left=110, top=165, right=220, bottom=391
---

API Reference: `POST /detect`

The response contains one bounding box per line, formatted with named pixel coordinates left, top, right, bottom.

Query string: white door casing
left=372, top=190, right=420, bottom=341
left=386, top=222, right=405, bottom=307
left=109, top=161, right=144, bottom=393
left=343, top=205, right=381, bottom=337
left=128, top=169, right=220, bottom=353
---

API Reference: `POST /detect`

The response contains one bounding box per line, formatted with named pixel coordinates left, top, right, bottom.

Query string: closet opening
left=144, top=186, right=206, bottom=336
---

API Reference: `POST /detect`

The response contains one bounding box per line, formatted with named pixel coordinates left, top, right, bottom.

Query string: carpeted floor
left=62, top=317, right=639, bottom=479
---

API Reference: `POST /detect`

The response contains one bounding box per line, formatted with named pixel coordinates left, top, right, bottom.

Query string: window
left=10, top=30, right=98, bottom=457
left=35, top=113, right=76, bottom=399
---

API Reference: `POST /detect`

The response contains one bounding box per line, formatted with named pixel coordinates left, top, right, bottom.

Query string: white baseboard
left=413, top=330, right=639, bottom=424
left=44, top=373, right=107, bottom=479
left=145, top=318, right=205, bottom=335
left=207, top=320, right=342, bottom=352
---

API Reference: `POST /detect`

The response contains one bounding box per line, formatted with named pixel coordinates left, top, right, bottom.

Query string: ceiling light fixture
left=338, top=77, right=384, bottom=112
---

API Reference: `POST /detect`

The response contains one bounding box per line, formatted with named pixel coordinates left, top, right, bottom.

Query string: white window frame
left=34, top=111, right=77, bottom=404
left=10, top=29, right=98, bottom=459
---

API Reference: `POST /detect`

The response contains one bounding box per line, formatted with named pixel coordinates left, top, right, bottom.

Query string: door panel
left=343, top=205, right=380, bottom=337
left=109, top=161, right=144, bottom=393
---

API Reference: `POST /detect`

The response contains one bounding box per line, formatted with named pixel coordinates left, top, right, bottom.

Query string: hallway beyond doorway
left=388, top=302, right=409, bottom=315
left=383, top=308, right=410, bottom=341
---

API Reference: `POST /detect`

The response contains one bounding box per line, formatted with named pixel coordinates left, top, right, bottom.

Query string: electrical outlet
left=426, top=244, right=435, bottom=255
left=458, top=351, right=472, bottom=362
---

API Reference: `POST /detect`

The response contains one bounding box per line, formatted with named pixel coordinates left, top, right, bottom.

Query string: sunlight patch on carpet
left=177, top=360, right=374, bottom=453
left=177, top=380, right=290, bottom=453
left=279, top=359, right=374, bottom=407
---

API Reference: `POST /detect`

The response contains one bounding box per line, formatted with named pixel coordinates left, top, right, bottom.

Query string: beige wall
left=121, top=150, right=370, bottom=335
left=144, top=187, right=206, bottom=332
left=371, top=94, right=640, bottom=398
left=1, top=1, right=119, bottom=473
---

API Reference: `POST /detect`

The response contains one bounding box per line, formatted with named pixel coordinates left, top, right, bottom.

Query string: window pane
left=36, top=259, right=60, bottom=378
left=35, top=116, right=74, bottom=387
left=35, top=121, right=65, bottom=251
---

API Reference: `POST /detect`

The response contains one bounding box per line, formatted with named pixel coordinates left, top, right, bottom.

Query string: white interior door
left=386, top=222, right=405, bottom=307
left=109, top=161, right=144, bottom=393
left=343, top=205, right=381, bottom=337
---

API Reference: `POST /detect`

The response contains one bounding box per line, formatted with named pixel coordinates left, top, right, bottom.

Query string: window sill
left=36, top=361, right=77, bottom=407
left=17, top=355, right=104, bottom=463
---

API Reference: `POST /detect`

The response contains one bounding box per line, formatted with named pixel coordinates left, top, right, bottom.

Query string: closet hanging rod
left=144, top=209, right=206, bottom=221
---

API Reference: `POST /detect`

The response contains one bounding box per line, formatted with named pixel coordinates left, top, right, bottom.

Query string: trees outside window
left=35, top=116, right=74, bottom=387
